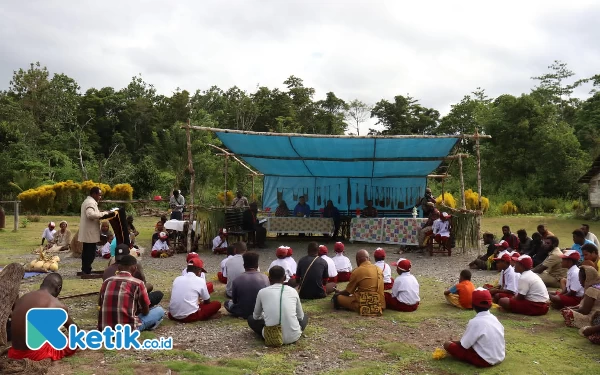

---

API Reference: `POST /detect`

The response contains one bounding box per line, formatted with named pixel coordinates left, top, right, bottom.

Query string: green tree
left=370, top=95, right=440, bottom=135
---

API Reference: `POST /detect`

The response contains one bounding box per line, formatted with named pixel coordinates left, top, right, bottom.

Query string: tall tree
left=345, top=99, right=371, bottom=135
left=370, top=95, right=440, bottom=135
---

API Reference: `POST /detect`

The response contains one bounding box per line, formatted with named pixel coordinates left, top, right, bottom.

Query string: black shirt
left=485, top=243, right=496, bottom=257
left=296, top=255, right=329, bottom=299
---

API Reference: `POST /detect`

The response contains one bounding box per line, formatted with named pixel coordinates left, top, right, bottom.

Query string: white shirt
left=212, top=235, right=228, bottom=252
left=269, top=258, right=295, bottom=282
left=221, top=255, right=233, bottom=276
left=181, top=268, right=207, bottom=281
left=391, top=272, right=420, bottom=305
left=460, top=310, right=505, bottom=365
left=152, top=239, right=169, bottom=251
left=586, top=232, right=600, bottom=247
left=517, top=270, right=549, bottom=302
left=566, top=264, right=584, bottom=297
left=333, top=253, right=352, bottom=272
left=253, top=284, right=304, bottom=345
left=169, top=272, right=210, bottom=319
left=101, top=242, right=111, bottom=256
left=320, top=255, right=338, bottom=278
left=499, top=266, right=518, bottom=294
left=226, top=254, right=246, bottom=297
left=375, top=260, right=392, bottom=284
left=42, top=228, right=56, bottom=242
left=432, top=219, right=450, bottom=237
left=285, top=257, right=297, bottom=275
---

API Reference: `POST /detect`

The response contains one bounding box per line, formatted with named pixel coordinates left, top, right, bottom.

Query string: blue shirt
left=571, top=240, right=594, bottom=258
left=110, top=237, right=117, bottom=257
left=293, top=203, right=311, bottom=217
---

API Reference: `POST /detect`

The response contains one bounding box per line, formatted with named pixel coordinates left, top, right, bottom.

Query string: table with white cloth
left=264, top=217, right=334, bottom=236
left=349, top=217, right=427, bottom=245
left=164, top=219, right=197, bottom=232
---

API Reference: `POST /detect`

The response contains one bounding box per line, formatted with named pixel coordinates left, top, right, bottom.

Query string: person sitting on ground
left=581, top=243, right=599, bottom=271
left=100, top=233, right=114, bottom=259
left=532, top=236, right=566, bottom=288
left=103, top=245, right=163, bottom=307
left=242, top=202, right=267, bottom=248
left=293, top=196, right=311, bottom=217
left=332, top=242, right=352, bottom=282
left=487, top=240, right=510, bottom=271
left=41, top=221, right=56, bottom=247
left=571, top=229, right=594, bottom=259
left=418, top=204, right=439, bottom=248
left=373, top=248, right=393, bottom=290
left=275, top=200, right=290, bottom=217
left=169, top=189, right=185, bottom=220
left=8, top=273, right=78, bottom=361
left=444, top=269, right=475, bottom=309
left=561, top=266, right=600, bottom=329
left=323, top=200, right=341, bottom=240
left=432, top=212, right=452, bottom=247
left=168, top=258, right=221, bottom=322
left=517, top=229, right=532, bottom=254
left=151, top=232, right=173, bottom=258
left=549, top=250, right=584, bottom=309
left=485, top=251, right=518, bottom=303
left=297, top=242, right=335, bottom=299
left=443, top=289, right=505, bottom=368
left=501, top=225, right=520, bottom=250
left=269, top=246, right=295, bottom=283
left=96, top=234, right=108, bottom=257
left=50, top=220, right=72, bottom=252
left=386, top=258, right=420, bottom=312
left=225, top=252, right=270, bottom=319
left=319, top=245, right=338, bottom=283
left=285, top=247, right=297, bottom=279
left=248, top=266, right=308, bottom=345
left=469, top=232, right=497, bottom=270
left=527, top=232, right=545, bottom=266
left=498, top=255, right=549, bottom=316
left=100, top=220, right=111, bottom=238
left=226, top=242, right=248, bottom=298
left=537, top=224, right=555, bottom=240
left=362, top=199, right=378, bottom=218
left=333, top=249, right=385, bottom=313
left=154, top=215, right=168, bottom=231
left=218, top=246, right=235, bottom=284
left=212, top=228, right=229, bottom=255
left=581, top=323, right=600, bottom=345
left=151, top=221, right=167, bottom=246
left=231, top=190, right=249, bottom=208
left=582, top=223, right=600, bottom=247
left=181, top=252, right=214, bottom=293
left=98, top=255, right=165, bottom=331
left=126, top=215, right=140, bottom=245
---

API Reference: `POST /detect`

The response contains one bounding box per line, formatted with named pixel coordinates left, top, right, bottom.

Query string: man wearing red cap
left=444, top=288, right=505, bottom=367
left=182, top=253, right=214, bottom=294
left=332, top=242, right=352, bottom=282
left=386, top=258, right=420, bottom=312
left=532, top=236, right=566, bottom=288
left=269, top=246, right=296, bottom=283
left=212, top=228, right=229, bottom=255
left=485, top=250, right=518, bottom=303
left=319, top=245, right=338, bottom=283
left=549, top=250, right=584, bottom=308
left=168, top=258, right=222, bottom=322
left=373, top=248, right=393, bottom=290
left=498, top=255, right=550, bottom=316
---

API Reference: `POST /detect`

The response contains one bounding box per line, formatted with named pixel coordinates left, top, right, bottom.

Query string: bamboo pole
left=186, top=119, right=196, bottom=254
left=208, top=144, right=260, bottom=175
left=458, top=156, right=466, bottom=210
left=224, top=155, right=229, bottom=208
left=251, top=175, right=255, bottom=201
left=475, top=129, right=483, bottom=253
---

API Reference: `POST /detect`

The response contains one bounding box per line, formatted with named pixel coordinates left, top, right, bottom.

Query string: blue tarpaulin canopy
left=207, top=129, right=460, bottom=212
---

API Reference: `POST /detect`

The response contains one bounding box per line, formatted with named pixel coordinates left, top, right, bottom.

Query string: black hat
left=115, top=244, right=130, bottom=262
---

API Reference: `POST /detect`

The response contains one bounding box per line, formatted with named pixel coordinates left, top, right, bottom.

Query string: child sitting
left=385, top=258, right=420, bottom=312
left=182, top=252, right=214, bottom=293
left=284, top=246, right=297, bottom=276
left=151, top=232, right=173, bottom=258
left=268, top=246, right=295, bottom=282
left=218, top=246, right=234, bottom=284
left=549, top=250, right=584, bottom=309
left=319, top=245, right=338, bottom=283
left=99, top=234, right=113, bottom=259
left=374, top=248, right=393, bottom=290
left=332, top=242, right=352, bottom=282
left=444, top=269, right=475, bottom=309
left=485, top=250, right=519, bottom=303
left=444, top=288, right=505, bottom=367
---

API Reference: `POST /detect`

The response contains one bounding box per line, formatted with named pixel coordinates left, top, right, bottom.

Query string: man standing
left=225, top=242, right=248, bottom=298
left=296, top=242, right=331, bottom=299
left=571, top=229, right=594, bottom=258
left=581, top=224, right=599, bottom=247
left=79, top=187, right=113, bottom=275
left=41, top=221, right=56, bottom=247
left=169, top=189, right=185, bottom=220
left=224, top=252, right=269, bottom=318
left=323, top=200, right=341, bottom=240
left=532, top=236, right=567, bottom=288
left=242, top=202, right=267, bottom=248
left=231, top=190, right=249, bottom=208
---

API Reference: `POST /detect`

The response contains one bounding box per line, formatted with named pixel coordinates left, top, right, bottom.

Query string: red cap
left=219, top=228, right=228, bottom=236
left=334, top=242, right=345, bottom=253
left=318, top=245, right=328, bottom=256
left=560, top=250, right=581, bottom=261
left=510, top=251, right=520, bottom=258
left=472, top=288, right=493, bottom=308
left=276, top=246, right=289, bottom=258
left=512, top=254, right=533, bottom=270
left=186, top=252, right=200, bottom=263
left=494, top=240, right=509, bottom=249
left=159, top=231, right=168, bottom=240
left=392, top=258, right=411, bottom=271
left=374, top=248, right=386, bottom=259
left=287, top=247, right=293, bottom=257
left=493, top=250, right=511, bottom=263
left=187, top=257, right=206, bottom=272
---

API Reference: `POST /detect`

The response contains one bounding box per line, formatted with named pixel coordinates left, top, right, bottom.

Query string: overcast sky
left=1, top=0, right=599, bottom=134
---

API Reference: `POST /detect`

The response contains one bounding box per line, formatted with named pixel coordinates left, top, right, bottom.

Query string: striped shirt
left=98, top=271, right=150, bottom=330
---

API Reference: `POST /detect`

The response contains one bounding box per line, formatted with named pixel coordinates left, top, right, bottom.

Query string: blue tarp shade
left=213, top=132, right=459, bottom=212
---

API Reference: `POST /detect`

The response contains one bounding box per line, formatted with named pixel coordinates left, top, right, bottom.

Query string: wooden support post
left=224, top=155, right=229, bottom=208
left=475, top=129, right=482, bottom=253
left=441, top=177, right=446, bottom=204
left=458, top=156, right=466, bottom=210
left=251, top=174, right=255, bottom=202
left=185, top=119, right=195, bottom=254
left=13, top=201, right=19, bottom=232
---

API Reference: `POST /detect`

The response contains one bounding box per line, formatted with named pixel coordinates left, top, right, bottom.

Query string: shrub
left=26, top=215, right=41, bottom=222
left=217, top=190, right=235, bottom=205
left=464, top=189, right=490, bottom=212
left=501, top=201, right=518, bottom=215
left=435, top=192, right=457, bottom=208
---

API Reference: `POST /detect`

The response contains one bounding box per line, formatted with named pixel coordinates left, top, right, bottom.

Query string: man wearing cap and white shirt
left=319, top=245, right=338, bottom=283
left=444, top=288, right=505, bottom=367
left=549, top=250, right=585, bottom=309
left=498, top=255, right=549, bottom=316
left=486, top=251, right=518, bottom=303
left=168, top=257, right=222, bottom=322
left=41, top=222, right=56, bottom=246
left=386, top=258, right=420, bottom=312
left=182, top=253, right=214, bottom=294
left=532, top=236, right=566, bottom=288
left=212, top=229, right=228, bottom=254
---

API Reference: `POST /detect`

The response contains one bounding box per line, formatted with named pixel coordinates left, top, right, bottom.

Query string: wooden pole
left=185, top=119, right=195, bottom=254
left=475, top=129, right=482, bottom=253
left=458, top=156, right=466, bottom=210
left=224, top=155, right=229, bottom=208
left=13, top=201, right=19, bottom=232
left=251, top=175, right=255, bottom=201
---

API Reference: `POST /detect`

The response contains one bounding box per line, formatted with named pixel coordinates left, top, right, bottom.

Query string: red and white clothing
left=566, top=264, right=584, bottom=297
left=333, top=253, right=352, bottom=272
left=320, top=254, right=338, bottom=279
left=269, top=258, right=295, bottom=282
left=100, top=242, right=111, bottom=258
left=220, top=255, right=233, bottom=276
left=390, top=272, right=420, bottom=305
left=152, top=239, right=169, bottom=251
left=459, top=310, right=505, bottom=366
left=375, top=260, right=392, bottom=284
left=499, top=265, right=518, bottom=294
left=169, top=272, right=211, bottom=319
left=285, top=256, right=297, bottom=275
left=518, top=270, right=549, bottom=302
left=433, top=218, right=450, bottom=238
left=212, top=235, right=228, bottom=253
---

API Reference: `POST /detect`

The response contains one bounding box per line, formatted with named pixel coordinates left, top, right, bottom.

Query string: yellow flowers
left=464, top=189, right=490, bottom=212
left=501, top=201, right=519, bottom=215
left=435, top=193, right=457, bottom=208
left=217, top=190, right=235, bottom=205
left=432, top=348, right=447, bottom=360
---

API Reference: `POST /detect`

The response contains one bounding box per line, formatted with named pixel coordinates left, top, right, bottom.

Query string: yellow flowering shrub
left=464, top=189, right=490, bottom=212
left=217, top=190, right=235, bottom=205
left=501, top=201, right=518, bottom=215
left=435, top=193, right=457, bottom=208
left=108, top=184, right=134, bottom=200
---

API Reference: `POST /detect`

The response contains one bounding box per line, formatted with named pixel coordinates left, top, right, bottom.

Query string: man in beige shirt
left=79, top=187, right=113, bottom=274
left=231, top=191, right=249, bottom=208
left=532, top=236, right=566, bottom=288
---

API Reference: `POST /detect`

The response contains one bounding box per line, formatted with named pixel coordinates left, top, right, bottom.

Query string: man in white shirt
left=168, top=258, right=221, bottom=322
left=226, top=242, right=248, bottom=298
left=498, top=255, right=550, bottom=316
left=212, top=228, right=228, bottom=254
left=318, top=245, right=338, bottom=283
left=386, top=258, right=420, bottom=312
left=433, top=212, right=451, bottom=246
left=549, top=250, right=585, bottom=309
left=248, top=265, right=307, bottom=345
left=41, top=222, right=56, bottom=246
left=486, top=251, right=518, bottom=303
left=582, top=224, right=600, bottom=247
left=332, top=242, right=352, bottom=282
left=231, top=190, right=249, bottom=208
left=169, top=189, right=185, bottom=220
left=373, top=248, right=393, bottom=290
left=269, top=246, right=295, bottom=283
left=218, top=246, right=234, bottom=284
left=444, top=288, right=505, bottom=367
left=181, top=253, right=214, bottom=294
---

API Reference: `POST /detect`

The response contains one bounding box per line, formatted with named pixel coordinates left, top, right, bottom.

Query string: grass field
left=1, top=214, right=600, bottom=375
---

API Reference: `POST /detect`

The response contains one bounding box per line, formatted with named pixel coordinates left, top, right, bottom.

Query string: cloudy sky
left=1, top=0, right=599, bottom=133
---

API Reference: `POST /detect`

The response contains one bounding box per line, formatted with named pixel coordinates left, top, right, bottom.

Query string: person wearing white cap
left=41, top=222, right=56, bottom=247
left=151, top=232, right=172, bottom=258
left=386, top=258, right=420, bottom=312
left=498, top=255, right=549, bottom=316
left=432, top=212, right=451, bottom=247
left=549, top=250, right=584, bottom=309
left=212, top=228, right=229, bottom=255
